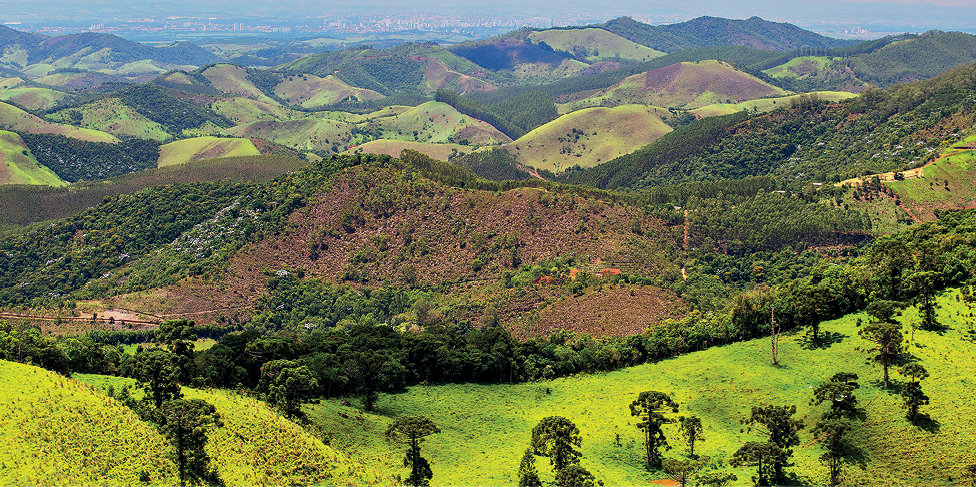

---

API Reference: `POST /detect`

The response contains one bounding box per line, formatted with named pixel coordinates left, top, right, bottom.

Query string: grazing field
left=200, top=64, right=279, bottom=105
left=508, top=104, right=672, bottom=173
left=0, top=360, right=177, bottom=485
left=690, top=91, right=858, bottom=117
left=274, top=73, right=383, bottom=108
left=0, top=84, right=70, bottom=111
left=0, top=130, right=66, bottom=186
left=211, top=97, right=305, bottom=125
left=0, top=101, right=118, bottom=143
left=528, top=28, right=666, bottom=62
left=157, top=137, right=260, bottom=167
left=311, top=290, right=976, bottom=486
left=48, top=98, right=171, bottom=141
left=560, top=61, right=785, bottom=112
left=345, top=139, right=472, bottom=161
left=887, top=148, right=976, bottom=221
left=764, top=56, right=833, bottom=79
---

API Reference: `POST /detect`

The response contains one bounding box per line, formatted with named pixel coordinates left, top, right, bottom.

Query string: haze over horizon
left=3, top=0, right=976, bottom=38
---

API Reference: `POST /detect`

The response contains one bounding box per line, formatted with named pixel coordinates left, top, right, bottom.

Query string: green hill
left=508, top=104, right=672, bottom=173
left=0, top=130, right=65, bottom=186
left=601, top=15, right=854, bottom=53
left=528, top=28, right=665, bottom=62
left=157, top=137, right=260, bottom=167
left=47, top=97, right=171, bottom=141
left=304, top=289, right=976, bottom=485
left=0, top=360, right=177, bottom=485
left=0, top=101, right=117, bottom=143
left=274, top=73, right=383, bottom=108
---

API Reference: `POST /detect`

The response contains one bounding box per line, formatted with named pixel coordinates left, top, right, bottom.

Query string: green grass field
left=274, top=74, right=383, bottom=109
left=0, top=130, right=66, bottom=186
left=691, top=91, right=858, bottom=118
left=888, top=148, right=976, bottom=221
left=764, top=56, right=833, bottom=79
left=345, top=139, right=472, bottom=161
left=310, top=290, right=976, bottom=486
left=0, top=86, right=70, bottom=111
left=157, top=137, right=260, bottom=167
left=508, top=104, right=672, bottom=173
left=527, top=28, right=665, bottom=62
left=0, top=101, right=118, bottom=143
left=561, top=61, right=785, bottom=112
left=48, top=98, right=171, bottom=141
left=201, top=64, right=280, bottom=106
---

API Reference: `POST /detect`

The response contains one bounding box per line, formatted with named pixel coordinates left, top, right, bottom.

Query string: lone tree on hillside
left=258, top=359, right=319, bottom=419
left=810, top=372, right=861, bottom=419
left=154, top=319, right=198, bottom=384
left=859, top=321, right=904, bottom=388
left=531, top=416, right=583, bottom=472
left=663, top=458, right=706, bottom=487
left=553, top=465, right=598, bottom=487
left=158, top=399, right=223, bottom=487
left=517, top=448, right=542, bottom=487
left=746, top=404, right=804, bottom=484
left=679, top=415, right=704, bottom=458
left=811, top=418, right=854, bottom=487
left=386, top=415, right=441, bottom=487
left=898, top=363, right=930, bottom=421
left=130, top=348, right=183, bottom=409
left=730, top=441, right=786, bottom=486
left=630, top=391, right=679, bottom=467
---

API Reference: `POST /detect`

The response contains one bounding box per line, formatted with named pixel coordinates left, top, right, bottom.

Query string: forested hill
left=567, top=61, right=976, bottom=189
left=0, top=27, right=220, bottom=70
left=601, top=16, right=855, bottom=53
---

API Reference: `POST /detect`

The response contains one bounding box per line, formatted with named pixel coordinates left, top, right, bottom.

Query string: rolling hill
left=507, top=104, right=673, bottom=173
left=527, top=28, right=666, bottom=63
left=157, top=137, right=261, bottom=167
left=0, top=130, right=66, bottom=186
left=0, top=100, right=118, bottom=142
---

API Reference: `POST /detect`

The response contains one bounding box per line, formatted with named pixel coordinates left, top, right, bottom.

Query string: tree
left=811, top=418, right=854, bottom=486
left=158, top=399, right=223, bottom=487
left=553, top=465, right=597, bottom=487
left=859, top=322, right=904, bottom=388
left=154, top=319, right=197, bottom=385
left=386, top=415, right=441, bottom=487
left=130, top=348, right=183, bottom=409
left=696, top=470, right=738, bottom=487
left=730, top=441, right=786, bottom=486
left=747, top=405, right=804, bottom=483
left=629, top=391, right=679, bottom=467
left=531, top=416, right=583, bottom=472
left=810, top=372, right=861, bottom=419
left=343, top=350, right=406, bottom=411
left=662, top=458, right=705, bottom=487
left=898, top=363, right=930, bottom=421
left=906, top=269, right=942, bottom=330
left=517, top=448, right=542, bottom=487
left=678, top=415, right=704, bottom=457
left=259, top=360, right=319, bottom=419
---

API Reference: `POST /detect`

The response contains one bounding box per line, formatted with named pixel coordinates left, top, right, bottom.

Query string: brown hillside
left=133, top=162, right=686, bottom=337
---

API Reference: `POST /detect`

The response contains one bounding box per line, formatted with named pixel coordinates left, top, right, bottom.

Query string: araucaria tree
left=810, top=372, right=861, bottom=419
left=531, top=416, right=583, bottom=472
left=158, top=399, right=223, bottom=487
left=811, top=418, right=853, bottom=487
left=679, top=415, right=704, bottom=457
left=746, top=405, right=804, bottom=484
left=859, top=321, right=904, bottom=388
left=898, top=363, right=930, bottom=421
left=386, top=415, right=441, bottom=487
left=630, top=391, right=679, bottom=467
left=258, top=359, right=319, bottom=419
left=130, top=348, right=183, bottom=409
left=517, top=448, right=542, bottom=487
left=730, top=441, right=786, bottom=486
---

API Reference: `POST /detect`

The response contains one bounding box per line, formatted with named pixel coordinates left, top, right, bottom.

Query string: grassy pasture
left=157, top=136, right=260, bottom=167
left=560, top=61, right=785, bottom=112
left=313, top=290, right=976, bottom=486
left=0, top=130, right=66, bottom=186
left=0, top=101, right=118, bottom=143
left=508, top=104, right=672, bottom=173
left=48, top=97, right=171, bottom=141
left=528, top=28, right=666, bottom=62
left=0, top=85, right=70, bottom=111
left=887, top=148, right=976, bottom=221
left=345, top=139, right=472, bottom=161
left=764, top=56, right=833, bottom=79
left=274, top=73, right=383, bottom=108
left=200, top=64, right=279, bottom=105
left=690, top=91, right=858, bottom=118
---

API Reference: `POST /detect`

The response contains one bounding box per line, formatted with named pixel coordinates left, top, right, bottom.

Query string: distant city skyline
left=3, top=0, right=975, bottom=39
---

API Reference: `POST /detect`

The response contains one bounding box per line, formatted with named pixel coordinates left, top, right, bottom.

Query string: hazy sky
left=4, top=0, right=976, bottom=33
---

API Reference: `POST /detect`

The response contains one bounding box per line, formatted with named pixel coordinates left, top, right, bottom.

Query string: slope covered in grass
left=313, top=290, right=976, bottom=485
left=527, top=28, right=665, bottom=62
left=508, top=104, right=672, bottom=173
left=157, top=136, right=260, bottom=167
left=0, top=101, right=118, bottom=143
left=690, top=91, right=857, bottom=117
left=0, top=130, right=65, bottom=186
left=76, top=374, right=380, bottom=485
left=0, top=360, right=176, bottom=485
left=48, top=97, right=171, bottom=141
left=274, top=73, right=383, bottom=108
